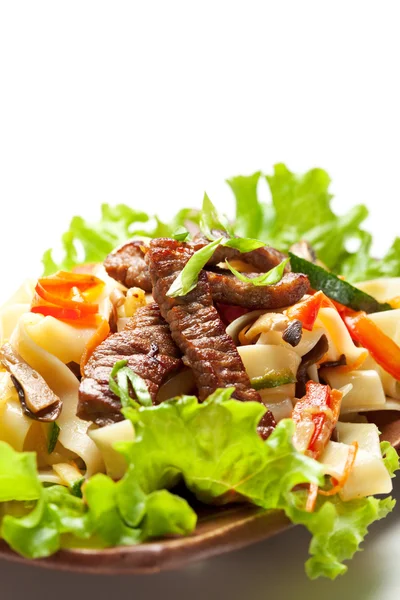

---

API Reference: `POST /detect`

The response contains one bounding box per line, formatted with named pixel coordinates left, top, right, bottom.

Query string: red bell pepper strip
left=35, top=282, right=99, bottom=315
left=31, top=305, right=82, bottom=320
left=343, top=311, right=400, bottom=381
left=286, top=291, right=335, bottom=331
left=216, top=303, right=250, bottom=325
left=292, top=381, right=342, bottom=460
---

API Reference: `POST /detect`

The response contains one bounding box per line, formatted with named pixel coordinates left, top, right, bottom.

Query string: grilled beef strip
left=207, top=270, right=309, bottom=309
left=104, top=240, right=153, bottom=292
left=147, top=239, right=264, bottom=402
left=104, top=234, right=288, bottom=294
left=105, top=240, right=308, bottom=310
left=146, top=238, right=276, bottom=438
left=78, top=303, right=182, bottom=425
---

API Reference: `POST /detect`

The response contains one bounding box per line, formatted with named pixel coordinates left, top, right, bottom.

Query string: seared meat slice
left=207, top=271, right=309, bottom=309
left=78, top=304, right=181, bottom=425
left=104, top=240, right=307, bottom=311
left=146, top=238, right=262, bottom=403
left=104, top=240, right=152, bottom=292
left=104, top=236, right=288, bottom=295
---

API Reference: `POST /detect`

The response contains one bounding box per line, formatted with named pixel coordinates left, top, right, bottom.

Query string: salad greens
left=2, top=162, right=399, bottom=579
left=200, top=192, right=233, bottom=240
left=167, top=237, right=225, bottom=297
left=109, top=360, right=152, bottom=408
left=166, top=234, right=268, bottom=298
left=47, top=422, right=60, bottom=455
left=42, top=163, right=400, bottom=282
left=1, top=392, right=396, bottom=578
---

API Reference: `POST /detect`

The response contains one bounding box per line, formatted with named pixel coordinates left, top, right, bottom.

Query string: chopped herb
left=47, top=422, right=60, bottom=455
left=167, top=236, right=276, bottom=298
left=167, top=237, right=224, bottom=297
left=199, top=193, right=233, bottom=240
left=70, top=477, right=85, bottom=498
left=172, top=227, right=190, bottom=242
left=221, top=237, right=265, bottom=252
left=200, top=193, right=265, bottom=250
left=225, top=258, right=289, bottom=286
left=109, top=360, right=152, bottom=408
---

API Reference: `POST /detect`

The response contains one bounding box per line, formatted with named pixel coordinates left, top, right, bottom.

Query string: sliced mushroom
left=0, top=343, right=62, bottom=422
left=282, top=319, right=303, bottom=347
left=319, top=354, right=347, bottom=369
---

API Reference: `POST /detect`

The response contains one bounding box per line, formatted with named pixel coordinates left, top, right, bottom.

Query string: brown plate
left=0, top=505, right=291, bottom=574
left=0, top=417, right=398, bottom=574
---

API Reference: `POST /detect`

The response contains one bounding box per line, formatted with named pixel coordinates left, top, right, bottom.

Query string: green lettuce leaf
left=234, top=164, right=369, bottom=275
left=0, top=441, right=196, bottom=558
left=340, top=233, right=400, bottom=283
left=1, top=486, right=93, bottom=558
left=119, top=395, right=324, bottom=504
left=287, top=492, right=395, bottom=579
left=117, top=393, right=395, bottom=578
left=0, top=441, right=42, bottom=502
left=42, top=204, right=200, bottom=275
left=0, top=395, right=397, bottom=578
left=42, top=162, right=400, bottom=282
left=226, top=171, right=263, bottom=239
left=380, top=441, right=400, bottom=477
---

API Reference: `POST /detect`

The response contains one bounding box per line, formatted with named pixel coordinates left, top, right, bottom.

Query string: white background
left=1, top=2, right=400, bottom=598
left=1, top=1, right=400, bottom=300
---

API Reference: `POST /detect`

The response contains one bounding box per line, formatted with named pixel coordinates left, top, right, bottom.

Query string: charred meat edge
left=0, top=342, right=62, bottom=422
left=146, top=238, right=276, bottom=438
left=104, top=240, right=153, bottom=292
left=207, top=271, right=309, bottom=310
left=78, top=303, right=182, bottom=426
left=105, top=241, right=308, bottom=311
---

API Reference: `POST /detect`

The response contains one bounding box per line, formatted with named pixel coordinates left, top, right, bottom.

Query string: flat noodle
left=25, top=314, right=97, bottom=365
left=11, top=313, right=104, bottom=477
left=0, top=279, right=35, bottom=344
left=356, top=278, right=400, bottom=303
left=321, top=368, right=386, bottom=413
left=315, top=308, right=367, bottom=366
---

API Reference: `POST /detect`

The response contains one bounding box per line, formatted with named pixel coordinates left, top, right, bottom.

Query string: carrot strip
left=35, top=282, right=99, bottom=314
left=80, top=317, right=110, bottom=375
left=344, top=311, right=400, bottom=381
left=306, top=483, right=319, bottom=512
